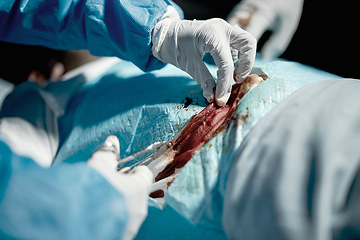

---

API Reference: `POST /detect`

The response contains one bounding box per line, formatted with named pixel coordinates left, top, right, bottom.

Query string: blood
left=184, top=97, right=193, bottom=108
left=154, top=84, right=245, bottom=182
left=149, top=189, right=165, bottom=198
left=149, top=74, right=264, bottom=199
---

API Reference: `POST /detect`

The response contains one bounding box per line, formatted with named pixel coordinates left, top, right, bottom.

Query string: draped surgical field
left=146, top=74, right=265, bottom=203
left=55, top=59, right=339, bottom=228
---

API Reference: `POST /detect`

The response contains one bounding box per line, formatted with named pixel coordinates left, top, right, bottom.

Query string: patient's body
left=2, top=48, right=358, bottom=240
left=223, top=79, right=360, bottom=240
left=148, top=74, right=264, bottom=199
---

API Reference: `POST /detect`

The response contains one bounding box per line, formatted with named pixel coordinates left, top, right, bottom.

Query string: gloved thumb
left=88, top=135, right=120, bottom=172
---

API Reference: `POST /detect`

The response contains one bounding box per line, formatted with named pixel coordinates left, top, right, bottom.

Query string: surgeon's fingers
left=231, top=26, right=257, bottom=83
left=209, top=43, right=234, bottom=106
left=89, top=135, right=121, bottom=170
left=196, top=19, right=235, bottom=106
left=187, top=56, right=216, bottom=103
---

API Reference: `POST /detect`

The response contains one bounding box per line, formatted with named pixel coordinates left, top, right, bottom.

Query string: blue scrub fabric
left=0, top=0, right=182, bottom=71
left=223, top=79, right=360, bottom=240
left=52, top=58, right=341, bottom=239
left=0, top=140, right=129, bottom=240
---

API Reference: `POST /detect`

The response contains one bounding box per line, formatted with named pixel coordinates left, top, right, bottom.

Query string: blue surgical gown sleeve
left=0, top=0, right=183, bottom=71
left=0, top=140, right=129, bottom=240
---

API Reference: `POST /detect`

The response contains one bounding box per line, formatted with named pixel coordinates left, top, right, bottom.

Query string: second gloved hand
left=227, top=0, right=304, bottom=59
left=152, top=7, right=256, bottom=106
left=88, top=136, right=153, bottom=240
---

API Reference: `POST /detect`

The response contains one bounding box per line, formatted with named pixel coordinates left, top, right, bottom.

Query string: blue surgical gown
left=0, top=0, right=183, bottom=71
left=0, top=139, right=129, bottom=239
left=0, top=0, right=183, bottom=238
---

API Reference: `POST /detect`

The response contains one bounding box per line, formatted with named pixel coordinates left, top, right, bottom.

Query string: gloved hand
left=88, top=136, right=153, bottom=240
left=227, top=0, right=304, bottom=59
left=152, top=6, right=256, bottom=106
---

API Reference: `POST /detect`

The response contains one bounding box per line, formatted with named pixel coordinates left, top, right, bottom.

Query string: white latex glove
left=88, top=136, right=154, bottom=240
left=152, top=6, right=256, bottom=106
left=227, top=0, right=304, bottom=59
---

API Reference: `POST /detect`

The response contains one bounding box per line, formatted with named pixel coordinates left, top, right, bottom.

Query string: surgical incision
left=148, top=74, right=265, bottom=199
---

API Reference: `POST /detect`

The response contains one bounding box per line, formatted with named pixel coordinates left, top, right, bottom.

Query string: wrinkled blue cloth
left=223, top=79, right=360, bottom=240
left=53, top=58, right=340, bottom=239
left=0, top=0, right=182, bottom=71
left=0, top=139, right=128, bottom=240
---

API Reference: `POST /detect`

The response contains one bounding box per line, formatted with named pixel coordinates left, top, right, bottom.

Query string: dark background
left=173, top=0, right=360, bottom=79
left=1, top=0, right=359, bottom=84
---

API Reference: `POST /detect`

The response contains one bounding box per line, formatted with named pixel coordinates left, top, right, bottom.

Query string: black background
left=173, top=0, right=360, bottom=79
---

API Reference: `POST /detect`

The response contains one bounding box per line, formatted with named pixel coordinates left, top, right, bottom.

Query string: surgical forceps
left=93, top=138, right=169, bottom=173
left=117, top=141, right=171, bottom=173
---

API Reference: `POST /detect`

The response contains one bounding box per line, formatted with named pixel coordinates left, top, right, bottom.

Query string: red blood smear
left=149, top=189, right=165, bottom=198
left=155, top=84, right=245, bottom=182
left=184, top=97, right=193, bottom=108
